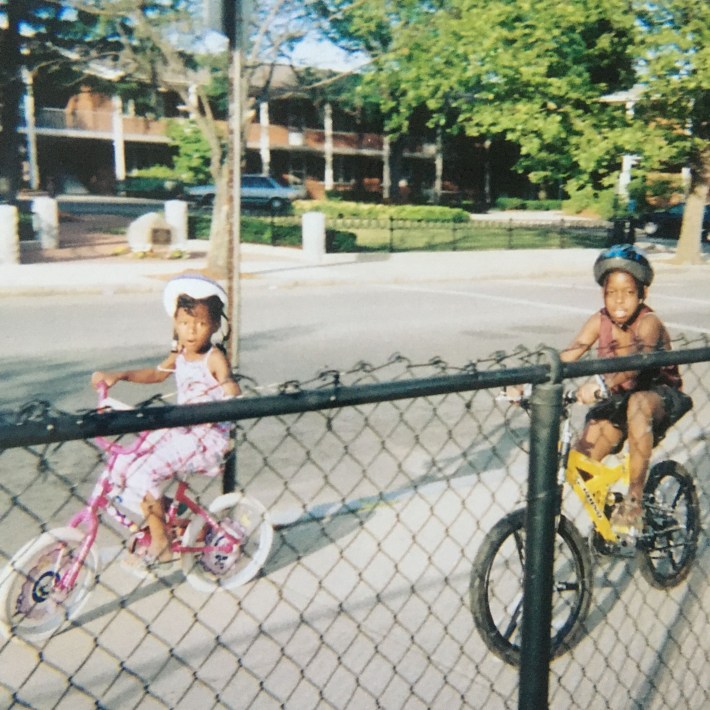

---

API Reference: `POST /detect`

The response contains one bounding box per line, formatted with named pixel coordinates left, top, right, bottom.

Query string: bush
left=188, top=213, right=212, bottom=239
left=493, top=196, right=563, bottom=211
left=494, top=196, right=526, bottom=211
left=562, top=186, right=617, bottom=220
left=326, top=230, right=358, bottom=252
left=118, top=176, right=184, bottom=199
left=294, top=199, right=470, bottom=222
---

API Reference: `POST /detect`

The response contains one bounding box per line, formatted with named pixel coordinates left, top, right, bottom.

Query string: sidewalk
left=2, top=215, right=709, bottom=296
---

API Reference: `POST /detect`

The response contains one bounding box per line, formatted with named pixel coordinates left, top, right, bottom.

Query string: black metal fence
left=189, top=212, right=614, bottom=252
left=0, top=340, right=708, bottom=709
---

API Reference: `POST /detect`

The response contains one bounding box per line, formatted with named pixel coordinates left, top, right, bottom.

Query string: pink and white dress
left=109, top=348, right=231, bottom=515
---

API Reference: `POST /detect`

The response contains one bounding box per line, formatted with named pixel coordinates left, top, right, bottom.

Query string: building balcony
left=22, top=108, right=171, bottom=143
left=21, top=107, right=436, bottom=164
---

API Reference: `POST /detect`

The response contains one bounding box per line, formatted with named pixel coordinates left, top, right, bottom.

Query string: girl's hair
left=175, top=294, right=224, bottom=325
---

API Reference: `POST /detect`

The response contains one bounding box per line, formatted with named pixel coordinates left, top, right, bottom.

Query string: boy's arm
left=208, top=349, right=242, bottom=397
left=91, top=353, right=177, bottom=389
left=560, top=313, right=599, bottom=363
left=561, top=314, right=603, bottom=403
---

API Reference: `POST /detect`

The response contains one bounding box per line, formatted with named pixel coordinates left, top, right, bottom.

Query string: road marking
left=388, top=284, right=591, bottom=315
left=388, top=284, right=710, bottom=334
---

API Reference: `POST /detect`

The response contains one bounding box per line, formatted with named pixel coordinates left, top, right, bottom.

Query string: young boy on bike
left=560, top=244, right=692, bottom=532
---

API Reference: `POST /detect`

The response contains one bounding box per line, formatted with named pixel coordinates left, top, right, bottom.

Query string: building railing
left=22, top=109, right=432, bottom=159
left=23, top=108, right=170, bottom=141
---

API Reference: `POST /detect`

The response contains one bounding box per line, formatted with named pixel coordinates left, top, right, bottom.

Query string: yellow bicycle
left=470, top=387, right=699, bottom=666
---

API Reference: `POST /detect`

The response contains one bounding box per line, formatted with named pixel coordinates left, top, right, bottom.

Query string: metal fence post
left=222, top=434, right=237, bottom=493
left=519, top=379, right=563, bottom=710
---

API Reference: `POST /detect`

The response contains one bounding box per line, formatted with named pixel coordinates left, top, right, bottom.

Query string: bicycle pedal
left=613, top=530, right=640, bottom=555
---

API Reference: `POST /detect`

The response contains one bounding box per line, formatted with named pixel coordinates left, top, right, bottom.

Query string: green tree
left=358, top=0, right=635, bottom=191
left=317, top=0, right=708, bottom=259
left=632, top=0, right=710, bottom=263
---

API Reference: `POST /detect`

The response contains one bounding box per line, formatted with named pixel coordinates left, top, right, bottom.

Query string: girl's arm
left=208, top=349, right=241, bottom=397
left=91, top=353, right=177, bottom=389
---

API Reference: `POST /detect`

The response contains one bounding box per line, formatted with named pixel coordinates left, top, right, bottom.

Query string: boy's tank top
left=597, top=305, right=681, bottom=392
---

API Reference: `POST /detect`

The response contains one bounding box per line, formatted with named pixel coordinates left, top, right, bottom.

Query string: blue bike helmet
left=593, top=244, right=653, bottom=287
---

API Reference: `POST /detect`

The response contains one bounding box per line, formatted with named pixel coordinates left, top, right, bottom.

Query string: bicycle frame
left=57, top=387, right=243, bottom=590
left=556, top=396, right=631, bottom=544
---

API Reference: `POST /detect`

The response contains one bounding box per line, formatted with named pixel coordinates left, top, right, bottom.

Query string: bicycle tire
left=470, top=509, right=593, bottom=666
left=638, top=460, right=700, bottom=589
left=182, top=493, right=273, bottom=592
left=0, top=527, right=99, bottom=641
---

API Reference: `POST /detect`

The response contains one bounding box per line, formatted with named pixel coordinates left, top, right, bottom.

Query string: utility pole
left=227, top=0, right=248, bottom=370
left=206, top=0, right=250, bottom=493
left=206, top=0, right=249, bottom=369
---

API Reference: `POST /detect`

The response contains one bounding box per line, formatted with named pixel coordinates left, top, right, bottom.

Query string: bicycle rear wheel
left=470, top=509, right=592, bottom=666
left=638, top=460, right=699, bottom=589
left=0, top=527, right=99, bottom=641
left=182, top=493, right=273, bottom=592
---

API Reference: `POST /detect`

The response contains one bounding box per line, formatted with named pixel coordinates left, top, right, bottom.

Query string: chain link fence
left=0, top=340, right=708, bottom=709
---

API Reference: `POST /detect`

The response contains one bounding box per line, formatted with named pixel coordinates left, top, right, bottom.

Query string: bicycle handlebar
left=93, top=381, right=150, bottom=456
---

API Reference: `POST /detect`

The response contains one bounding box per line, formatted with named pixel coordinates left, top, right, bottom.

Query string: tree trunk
left=674, top=147, right=709, bottom=265
left=206, top=169, right=230, bottom=277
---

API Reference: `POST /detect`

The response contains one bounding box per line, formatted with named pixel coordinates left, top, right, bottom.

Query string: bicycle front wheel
left=638, top=460, right=700, bottom=589
left=182, top=493, right=273, bottom=592
left=470, top=509, right=592, bottom=666
left=0, top=527, right=99, bottom=642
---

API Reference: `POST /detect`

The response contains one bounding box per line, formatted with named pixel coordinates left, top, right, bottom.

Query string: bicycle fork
left=58, top=477, right=112, bottom=592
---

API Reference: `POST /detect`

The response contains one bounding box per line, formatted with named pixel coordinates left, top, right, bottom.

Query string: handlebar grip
left=594, top=374, right=611, bottom=401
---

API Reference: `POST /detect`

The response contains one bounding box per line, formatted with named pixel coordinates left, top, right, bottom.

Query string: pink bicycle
left=0, top=385, right=273, bottom=642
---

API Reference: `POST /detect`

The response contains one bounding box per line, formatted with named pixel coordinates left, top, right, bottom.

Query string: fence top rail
left=1, top=345, right=708, bottom=449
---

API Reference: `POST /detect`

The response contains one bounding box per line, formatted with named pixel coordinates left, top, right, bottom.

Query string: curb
left=1, top=242, right=709, bottom=297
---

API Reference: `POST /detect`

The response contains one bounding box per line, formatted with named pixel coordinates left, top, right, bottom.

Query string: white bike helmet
left=162, top=273, right=228, bottom=317
left=593, top=244, right=654, bottom=287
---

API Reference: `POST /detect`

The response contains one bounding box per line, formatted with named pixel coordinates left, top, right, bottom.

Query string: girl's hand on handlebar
left=92, top=371, right=118, bottom=389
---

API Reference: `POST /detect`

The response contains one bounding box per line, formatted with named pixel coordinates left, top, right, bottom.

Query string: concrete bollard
left=0, top=205, right=19, bottom=264
left=32, top=196, right=59, bottom=249
left=165, top=199, right=188, bottom=248
left=302, top=211, right=326, bottom=262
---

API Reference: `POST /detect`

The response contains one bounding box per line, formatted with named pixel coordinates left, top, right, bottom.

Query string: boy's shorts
left=586, top=385, right=693, bottom=446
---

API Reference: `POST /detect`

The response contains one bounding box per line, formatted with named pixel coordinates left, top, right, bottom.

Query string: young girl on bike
left=91, top=274, right=240, bottom=567
left=560, top=244, right=692, bottom=532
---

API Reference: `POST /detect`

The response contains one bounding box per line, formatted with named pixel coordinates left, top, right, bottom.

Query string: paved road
left=2, top=267, right=709, bottom=409
left=1, top=253, right=709, bottom=707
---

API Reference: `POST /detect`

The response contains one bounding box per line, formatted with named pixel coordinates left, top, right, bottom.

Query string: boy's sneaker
left=611, top=496, right=644, bottom=534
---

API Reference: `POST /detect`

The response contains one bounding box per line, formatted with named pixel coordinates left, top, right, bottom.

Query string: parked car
left=638, top=203, right=710, bottom=241
left=185, top=174, right=306, bottom=212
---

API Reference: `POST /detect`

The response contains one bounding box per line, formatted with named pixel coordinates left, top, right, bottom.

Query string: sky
left=290, top=35, right=367, bottom=72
